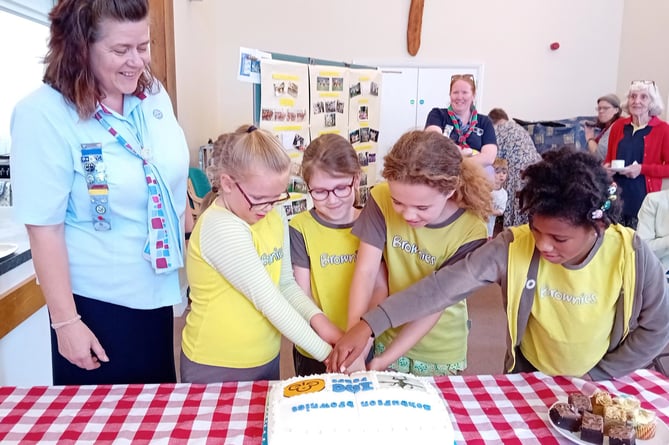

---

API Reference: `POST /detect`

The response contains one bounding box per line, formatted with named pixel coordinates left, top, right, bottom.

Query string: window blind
left=0, top=0, right=54, bottom=25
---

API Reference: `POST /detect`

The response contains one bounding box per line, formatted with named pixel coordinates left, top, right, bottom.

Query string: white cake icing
left=265, top=371, right=455, bottom=445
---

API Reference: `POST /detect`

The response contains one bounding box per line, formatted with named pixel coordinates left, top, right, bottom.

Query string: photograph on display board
left=259, top=59, right=310, bottom=154
left=237, top=47, right=271, bottom=83
left=359, top=185, right=370, bottom=206
left=348, top=69, right=382, bottom=185
left=309, top=65, right=349, bottom=139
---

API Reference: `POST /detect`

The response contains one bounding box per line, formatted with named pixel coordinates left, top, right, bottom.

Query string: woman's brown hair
left=43, top=0, right=155, bottom=118
left=450, top=74, right=476, bottom=95
left=382, top=130, right=493, bottom=220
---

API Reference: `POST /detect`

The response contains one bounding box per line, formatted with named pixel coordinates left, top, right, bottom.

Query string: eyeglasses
left=631, top=80, right=656, bottom=91
left=308, top=178, right=355, bottom=201
left=596, top=106, right=614, bottom=112
left=451, top=74, right=475, bottom=84
left=234, top=182, right=290, bottom=211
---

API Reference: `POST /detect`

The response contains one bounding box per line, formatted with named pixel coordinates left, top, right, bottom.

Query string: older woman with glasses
left=585, top=94, right=622, bottom=162
left=424, top=74, right=497, bottom=173
left=604, top=81, right=669, bottom=229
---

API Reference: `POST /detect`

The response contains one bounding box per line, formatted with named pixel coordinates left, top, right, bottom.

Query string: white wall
left=173, top=0, right=628, bottom=159
left=617, top=0, right=669, bottom=115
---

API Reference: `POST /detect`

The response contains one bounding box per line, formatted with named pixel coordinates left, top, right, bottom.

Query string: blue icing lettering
left=291, top=400, right=354, bottom=412
left=357, top=398, right=434, bottom=411
left=332, top=380, right=374, bottom=394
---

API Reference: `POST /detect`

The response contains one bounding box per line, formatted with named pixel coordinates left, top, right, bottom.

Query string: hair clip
left=607, top=183, right=617, bottom=198
left=246, top=125, right=257, bottom=133
left=591, top=182, right=618, bottom=220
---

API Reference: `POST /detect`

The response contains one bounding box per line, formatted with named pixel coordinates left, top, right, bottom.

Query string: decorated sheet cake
left=263, top=370, right=455, bottom=445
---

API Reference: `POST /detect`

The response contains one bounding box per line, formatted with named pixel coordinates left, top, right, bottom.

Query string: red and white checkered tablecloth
left=436, top=369, right=669, bottom=444
left=0, top=369, right=667, bottom=444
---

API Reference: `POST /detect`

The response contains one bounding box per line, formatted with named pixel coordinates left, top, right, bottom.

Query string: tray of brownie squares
left=548, top=390, right=668, bottom=444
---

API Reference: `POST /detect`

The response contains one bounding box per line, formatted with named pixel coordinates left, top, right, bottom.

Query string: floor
left=172, top=283, right=507, bottom=380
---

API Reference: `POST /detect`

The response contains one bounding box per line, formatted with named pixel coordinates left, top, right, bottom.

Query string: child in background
left=488, top=158, right=509, bottom=238
left=347, top=130, right=493, bottom=376
left=332, top=146, right=669, bottom=380
left=181, top=125, right=339, bottom=383
left=289, top=134, right=386, bottom=376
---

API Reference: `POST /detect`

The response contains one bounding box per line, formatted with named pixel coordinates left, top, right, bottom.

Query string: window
left=0, top=10, right=49, bottom=154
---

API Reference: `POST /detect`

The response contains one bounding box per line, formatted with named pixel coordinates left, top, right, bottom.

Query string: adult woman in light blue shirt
left=10, top=0, right=189, bottom=385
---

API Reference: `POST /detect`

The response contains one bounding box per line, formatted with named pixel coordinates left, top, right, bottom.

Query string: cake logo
left=284, top=378, right=325, bottom=397
left=332, top=377, right=374, bottom=393
left=377, top=374, right=425, bottom=391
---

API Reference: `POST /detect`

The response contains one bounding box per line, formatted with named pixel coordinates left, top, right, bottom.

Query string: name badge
left=81, top=143, right=111, bottom=231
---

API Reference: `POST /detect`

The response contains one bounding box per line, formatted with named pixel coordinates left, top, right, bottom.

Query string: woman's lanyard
left=92, top=102, right=182, bottom=273
left=446, top=106, right=479, bottom=148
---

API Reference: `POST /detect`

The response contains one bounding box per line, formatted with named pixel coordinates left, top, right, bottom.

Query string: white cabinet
left=376, top=66, right=482, bottom=179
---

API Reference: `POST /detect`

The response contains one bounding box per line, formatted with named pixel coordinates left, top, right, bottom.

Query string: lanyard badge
left=81, top=143, right=111, bottom=231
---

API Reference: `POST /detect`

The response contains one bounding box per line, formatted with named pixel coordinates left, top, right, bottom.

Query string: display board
left=251, top=51, right=381, bottom=211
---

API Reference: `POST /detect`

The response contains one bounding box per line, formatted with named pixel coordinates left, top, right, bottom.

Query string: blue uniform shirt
left=10, top=84, right=189, bottom=309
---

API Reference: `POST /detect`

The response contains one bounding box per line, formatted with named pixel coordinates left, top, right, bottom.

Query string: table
left=0, top=369, right=667, bottom=444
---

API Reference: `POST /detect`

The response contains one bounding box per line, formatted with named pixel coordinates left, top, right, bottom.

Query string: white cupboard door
left=415, top=68, right=453, bottom=129
left=377, top=67, right=419, bottom=179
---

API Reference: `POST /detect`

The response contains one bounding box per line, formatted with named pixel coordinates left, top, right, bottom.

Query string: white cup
left=611, top=160, right=625, bottom=169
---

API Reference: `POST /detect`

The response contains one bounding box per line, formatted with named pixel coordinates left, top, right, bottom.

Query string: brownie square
left=549, top=403, right=581, bottom=432
left=591, top=391, right=613, bottom=416
left=608, top=423, right=636, bottom=445
left=580, top=411, right=604, bottom=445
left=604, top=404, right=628, bottom=435
left=568, top=392, right=593, bottom=413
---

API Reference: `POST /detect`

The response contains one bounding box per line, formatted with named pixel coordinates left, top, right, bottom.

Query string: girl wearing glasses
left=289, top=134, right=387, bottom=376
left=180, top=126, right=339, bottom=383
left=604, top=81, right=669, bottom=229
left=347, top=130, right=492, bottom=376
left=425, top=74, right=498, bottom=173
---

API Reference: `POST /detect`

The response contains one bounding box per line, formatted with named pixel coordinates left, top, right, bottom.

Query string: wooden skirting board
left=0, top=276, right=45, bottom=340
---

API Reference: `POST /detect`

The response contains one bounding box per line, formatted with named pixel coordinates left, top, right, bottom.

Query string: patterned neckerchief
left=94, top=99, right=183, bottom=274
left=446, top=105, right=479, bottom=148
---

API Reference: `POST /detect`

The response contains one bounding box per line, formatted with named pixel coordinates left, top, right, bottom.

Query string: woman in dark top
left=604, top=81, right=669, bottom=229
left=425, top=74, right=497, bottom=174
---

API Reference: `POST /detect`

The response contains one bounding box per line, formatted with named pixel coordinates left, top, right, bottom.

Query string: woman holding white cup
left=604, top=81, right=669, bottom=229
